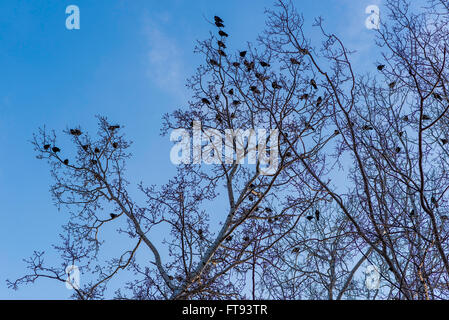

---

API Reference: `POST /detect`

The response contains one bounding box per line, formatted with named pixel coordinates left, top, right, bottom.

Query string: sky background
left=0, top=0, right=386, bottom=299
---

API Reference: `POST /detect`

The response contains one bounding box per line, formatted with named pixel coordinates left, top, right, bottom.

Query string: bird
left=316, top=96, right=322, bottom=106
left=112, top=142, right=118, bottom=149
left=315, top=210, right=320, bottom=221
left=286, top=151, right=292, bottom=157
left=209, top=59, right=219, bottom=66
left=70, top=129, right=82, bottom=136
left=248, top=195, right=254, bottom=201
left=215, top=21, right=224, bottom=28
left=399, top=131, right=404, bottom=137
left=362, top=125, right=374, bottom=131
left=63, top=159, right=69, bottom=165
left=232, top=62, right=240, bottom=67
left=218, top=30, right=228, bottom=37
left=52, top=147, right=60, bottom=153
left=249, top=183, right=255, bottom=189
left=94, top=147, right=100, bottom=153
left=306, top=215, right=313, bottom=221
left=239, top=51, right=247, bottom=58
left=422, top=114, right=431, bottom=120
left=266, top=207, right=272, bottom=213
left=82, top=145, right=89, bottom=151
left=230, top=113, right=236, bottom=119
left=377, top=64, right=385, bottom=71
left=214, top=16, right=224, bottom=23
left=246, top=61, right=255, bottom=72
left=334, top=129, right=340, bottom=135
left=272, top=81, right=282, bottom=89
left=110, top=213, right=118, bottom=219
left=300, top=93, right=309, bottom=100
left=90, top=159, right=97, bottom=165
left=290, top=57, right=300, bottom=65
left=218, top=49, right=226, bottom=57
left=402, top=115, right=409, bottom=121
left=201, top=98, right=211, bottom=105
left=108, top=125, right=120, bottom=131
left=217, top=40, right=226, bottom=48
left=214, top=95, right=220, bottom=101
left=243, top=236, right=250, bottom=242
left=43, top=144, right=50, bottom=150
left=395, top=146, right=401, bottom=153
left=168, top=276, right=174, bottom=281
left=388, top=81, right=396, bottom=89
left=410, top=209, right=415, bottom=216
left=310, top=79, right=318, bottom=90
left=250, top=86, right=261, bottom=94
left=260, top=61, right=270, bottom=67
left=441, top=138, right=448, bottom=145
left=232, top=100, right=241, bottom=106
left=433, top=92, right=443, bottom=101
left=228, top=88, right=234, bottom=95
left=215, top=114, right=222, bottom=122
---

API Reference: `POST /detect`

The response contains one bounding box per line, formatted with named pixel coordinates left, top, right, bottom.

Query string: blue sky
left=0, top=0, right=384, bottom=299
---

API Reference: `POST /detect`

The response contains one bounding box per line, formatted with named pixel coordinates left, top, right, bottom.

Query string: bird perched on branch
left=433, top=92, right=443, bottom=101
left=310, top=79, right=317, bottom=90
left=43, top=144, right=50, bottom=150
left=112, top=142, right=118, bottom=149
left=214, top=16, right=224, bottom=23
left=272, top=81, right=282, bottom=89
left=316, top=96, right=322, bottom=106
left=232, top=62, right=240, bottom=67
left=228, top=88, right=234, bottom=95
left=218, top=49, right=226, bottom=57
left=218, top=30, right=228, bottom=37
left=217, top=40, right=226, bottom=48
left=362, top=125, right=374, bottom=131
left=108, top=125, right=120, bottom=131
left=300, top=93, right=309, bottom=100
left=260, top=61, right=270, bottom=67
left=70, top=129, right=82, bottom=136
left=239, top=51, right=247, bottom=58
left=232, top=100, right=241, bottom=106
left=315, top=210, right=320, bottom=221
left=441, top=138, right=448, bottom=145
left=215, top=20, right=224, bottom=28
left=201, top=98, right=211, bottom=105
left=306, top=215, right=313, bottom=221
left=110, top=213, right=118, bottom=219
left=377, top=64, right=385, bottom=71
left=63, top=159, right=69, bottom=165
left=388, top=81, right=396, bottom=89
left=209, top=59, right=219, bottom=66
left=422, top=114, right=431, bottom=121
left=290, top=57, right=300, bottom=65
left=52, top=147, right=60, bottom=153
left=94, top=147, right=100, bottom=153
left=402, top=115, right=409, bottom=121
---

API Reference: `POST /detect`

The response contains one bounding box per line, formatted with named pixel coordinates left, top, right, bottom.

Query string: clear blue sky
left=0, top=0, right=384, bottom=299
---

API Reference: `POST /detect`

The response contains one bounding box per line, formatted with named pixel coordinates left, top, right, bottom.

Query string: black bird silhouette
left=306, top=215, right=313, bottom=221
left=399, top=131, right=404, bottom=137
left=266, top=207, right=272, bottom=213
left=90, top=159, right=97, bottom=165
left=201, top=98, right=211, bottom=105
left=214, top=16, right=223, bottom=23
left=431, top=196, right=438, bottom=208
left=246, top=61, right=255, bottom=72
left=63, top=159, right=69, bottom=165
left=228, top=88, right=234, bottom=95
left=217, top=40, right=226, bottom=48
left=362, top=125, right=374, bottom=131
left=334, top=129, right=340, bottom=135
left=410, top=209, right=415, bottom=216
left=395, top=146, right=401, bottom=153
left=218, top=30, right=228, bottom=37
left=249, top=183, right=255, bottom=189
left=52, top=147, right=60, bottom=153
left=215, top=114, right=222, bottom=122
left=310, top=79, right=318, bottom=90
left=232, top=62, right=240, bottom=67
left=110, top=213, right=118, bottom=219
left=300, top=93, right=309, bottom=100
left=316, top=96, right=322, bottom=106
left=243, top=236, right=250, bottom=242
left=315, top=210, right=320, bottom=221
left=433, top=92, right=443, bottom=101
left=209, top=59, right=219, bottom=66
left=232, top=100, right=241, bottom=106
left=402, top=115, right=409, bottom=121
left=286, top=151, right=292, bottom=157
left=43, top=144, right=50, bottom=150
left=239, top=51, right=247, bottom=58
left=292, top=247, right=299, bottom=253
left=260, top=61, right=270, bottom=67
left=248, top=195, right=254, bottom=201
left=70, top=129, right=82, bottom=136
left=441, top=138, right=448, bottom=145
left=388, top=81, right=396, bottom=89
left=230, top=113, right=236, bottom=119
left=108, top=125, right=120, bottom=131
left=250, top=86, right=260, bottom=94
left=290, top=57, right=300, bottom=65
left=215, top=21, right=224, bottom=28
left=94, top=147, right=100, bottom=153
left=218, top=49, right=226, bottom=57
left=112, top=142, right=118, bottom=149
left=215, top=95, right=220, bottom=101
left=377, top=64, right=385, bottom=71
left=422, top=114, right=431, bottom=120
left=272, top=81, right=282, bottom=89
left=82, top=144, right=89, bottom=151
